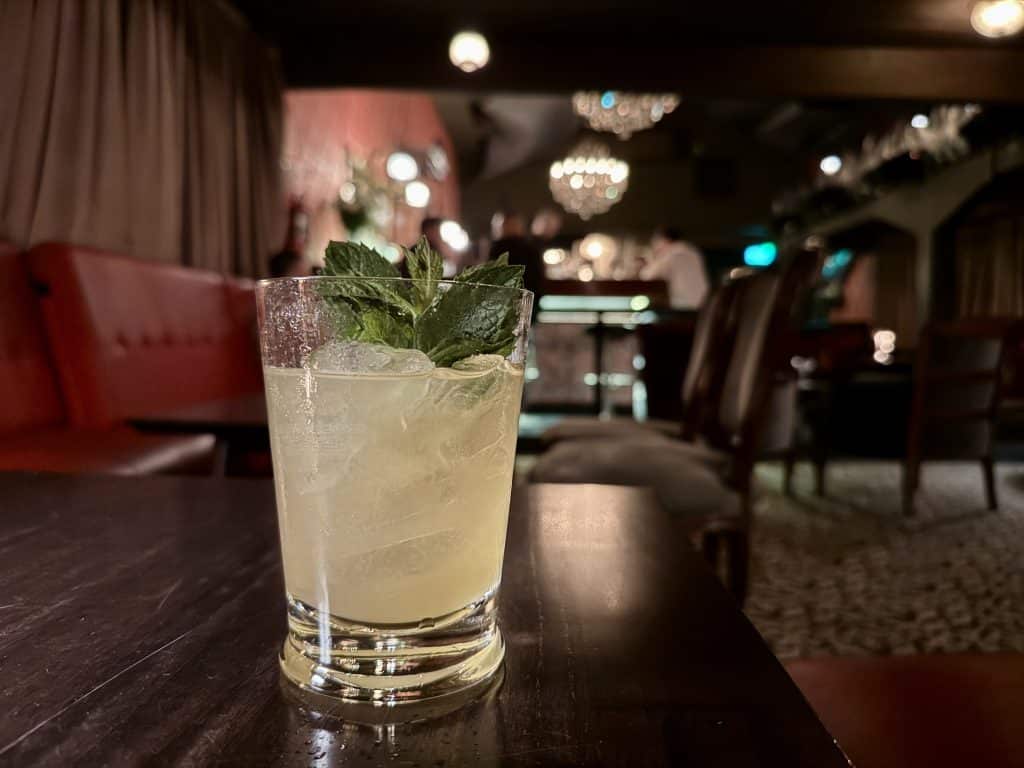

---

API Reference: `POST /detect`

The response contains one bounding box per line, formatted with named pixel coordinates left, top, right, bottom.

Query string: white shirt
left=640, top=242, right=709, bottom=309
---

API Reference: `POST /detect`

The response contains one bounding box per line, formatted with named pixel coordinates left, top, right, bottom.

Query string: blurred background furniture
left=531, top=251, right=819, bottom=600
left=527, top=281, right=669, bottom=416
left=129, top=394, right=271, bottom=475
left=785, top=317, right=1020, bottom=515
left=782, top=323, right=877, bottom=494
left=903, top=319, right=1018, bottom=515
left=27, top=243, right=263, bottom=428
left=539, top=275, right=745, bottom=446
left=0, top=242, right=215, bottom=475
left=530, top=268, right=799, bottom=600
left=0, top=241, right=269, bottom=476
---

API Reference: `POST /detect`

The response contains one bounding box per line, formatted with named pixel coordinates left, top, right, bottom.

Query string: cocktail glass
left=256, top=276, right=532, bottom=704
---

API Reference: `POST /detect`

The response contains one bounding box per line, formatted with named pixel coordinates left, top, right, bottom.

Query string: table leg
left=211, top=439, right=229, bottom=477
left=592, top=317, right=605, bottom=416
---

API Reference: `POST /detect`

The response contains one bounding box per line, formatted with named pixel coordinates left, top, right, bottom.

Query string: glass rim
left=257, top=274, right=534, bottom=300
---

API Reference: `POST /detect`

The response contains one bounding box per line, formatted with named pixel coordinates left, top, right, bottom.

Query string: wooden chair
left=781, top=323, right=876, bottom=496
left=531, top=249, right=821, bottom=602
left=531, top=255, right=816, bottom=602
left=902, top=318, right=1019, bottom=516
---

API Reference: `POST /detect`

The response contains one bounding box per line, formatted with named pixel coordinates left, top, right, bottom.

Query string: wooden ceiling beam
left=283, top=44, right=1024, bottom=103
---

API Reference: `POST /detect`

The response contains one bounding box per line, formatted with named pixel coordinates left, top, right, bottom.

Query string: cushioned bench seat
left=540, top=415, right=683, bottom=445
left=529, top=435, right=738, bottom=520
left=0, top=428, right=215, bottom=475
left=1, top=243, right=219, bottom=476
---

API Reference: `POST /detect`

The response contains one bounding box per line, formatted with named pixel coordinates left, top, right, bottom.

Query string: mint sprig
left=320, top=238, right=526, bottom=367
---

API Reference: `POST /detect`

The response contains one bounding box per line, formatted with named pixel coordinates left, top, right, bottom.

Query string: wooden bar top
left=0, top=474, right=845, bottom=766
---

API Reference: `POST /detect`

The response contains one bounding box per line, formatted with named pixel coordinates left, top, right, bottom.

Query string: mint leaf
left=322, top=241, right=416, bottom=317
left=415, top=281, right=521, bottom=368
left=317, top=239, right=526, bottom=368
left=324, top=240, right=401, bottom=280
left=403, top=236, right=444, bottom=311
left=454, top=253, right=524, bottom=289
left=353, top=306, right=415, bottom=348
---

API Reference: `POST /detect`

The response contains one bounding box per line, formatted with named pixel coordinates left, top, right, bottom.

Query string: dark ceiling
left=229, top=0, right=1024, bottom=242
left=233, top=0, right=1024, bottom=101
left=438, top=93, right=928, bottom=186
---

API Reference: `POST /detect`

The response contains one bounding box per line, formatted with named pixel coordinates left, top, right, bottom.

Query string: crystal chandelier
left=572, top=91, right=680, bottom=139
left=549, top=139, right=629, bottom=220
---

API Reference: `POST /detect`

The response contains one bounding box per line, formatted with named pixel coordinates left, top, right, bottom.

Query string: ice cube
left=308, top=341, right=435, bottom=375
left=451, top=354, right=505, bottom=374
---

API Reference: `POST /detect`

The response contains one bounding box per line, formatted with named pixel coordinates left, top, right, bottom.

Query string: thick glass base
left=279, top=592, right=504, bottom=704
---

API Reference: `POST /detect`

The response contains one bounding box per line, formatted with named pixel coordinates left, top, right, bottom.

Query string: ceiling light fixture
left=449, top=31, right=490, bottom=72
left=386, top=151, right=419, bottom=182
left=910, top=113, right=930, bottom=129
left=819, top=155, right=843, bottom=176
left=549, top=139, right=629, bottom=220
left=572, top=91, right=680, bottom=139
left=971, top=0, right=1024, bottom=37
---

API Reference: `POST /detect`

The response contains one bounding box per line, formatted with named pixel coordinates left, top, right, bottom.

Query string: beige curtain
left=955, top=214, right=1024, bottom=317
left=0, top=0, right=283, bottom=276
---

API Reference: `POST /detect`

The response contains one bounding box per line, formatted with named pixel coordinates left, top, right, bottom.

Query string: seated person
left=640, top=226, right=709, bottom=310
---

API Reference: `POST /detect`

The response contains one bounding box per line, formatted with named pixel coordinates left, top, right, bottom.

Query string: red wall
left=283, top=89, right=459, bottom=255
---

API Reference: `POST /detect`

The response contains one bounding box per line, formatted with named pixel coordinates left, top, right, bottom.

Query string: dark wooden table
left=128, top=393, right=269, bottom=442
left=128, top=395, right=269, bottom=473
left=0, top=474, right=846, bottom=766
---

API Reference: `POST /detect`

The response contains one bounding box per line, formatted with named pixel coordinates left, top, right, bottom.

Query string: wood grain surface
left=0, top=474, right=845, bottom=766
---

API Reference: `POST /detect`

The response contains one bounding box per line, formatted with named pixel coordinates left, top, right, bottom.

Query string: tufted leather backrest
left=0, top=244, right=67, bottom=432
left=718, top=272, right=782, bottom=435
left=27, top=243, right=262, bottom=428
left=680, top=286, right=724, bottom=409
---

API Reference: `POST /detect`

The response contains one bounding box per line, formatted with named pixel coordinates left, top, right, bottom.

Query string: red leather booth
left=27, top=243, right=263, bottom=428
left=0, top=242, right=262, bottom=475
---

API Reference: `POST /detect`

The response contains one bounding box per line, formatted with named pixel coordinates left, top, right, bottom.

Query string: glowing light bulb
left=439, top=220, right=469, bottom=251
left=404, top=181, right=431, bottom=208
left=911, top=113, right=930, bottom=129
left=386, top=151, right=418, bottom=182
left=820, top=155, right=842, bottom=176
left=971, top=0, right=1024, bottom=37
left=449, top=31, right=490, bottom=72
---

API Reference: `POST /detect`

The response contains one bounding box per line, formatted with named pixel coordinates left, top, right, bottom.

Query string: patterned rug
left=746, top=461, right=1024, bottom=659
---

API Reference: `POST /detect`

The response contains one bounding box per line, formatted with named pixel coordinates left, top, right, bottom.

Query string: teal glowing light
left=600, top=91, right=616, bottom=109
left=743, top=242, right=777, bottom=267
left=822, top=248, right=853, bottom=279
